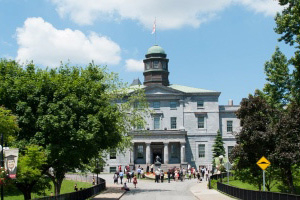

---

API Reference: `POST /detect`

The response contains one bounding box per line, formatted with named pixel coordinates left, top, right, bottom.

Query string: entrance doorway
left=152, top=147, right=163, bottom=164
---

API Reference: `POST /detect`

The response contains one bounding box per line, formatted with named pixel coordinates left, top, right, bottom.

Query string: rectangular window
left=110, top=167, right=117, bottom=173
left=153, top=61, right=159, bottom=69
left=170, top=101, right=177, bottom=109
left=198, top=144, right=205, bottom=158
left=137, top=145, right=144, bottom=158
left=171, top=144, right=178, bottom=158
left=198, top=116, right=205, bottom=128
left=227, top=121, right=233, bottom=132
left=171, top=117, right=177, bottom=129
left=154, top=117, right=160, bottom=129
left=110, top=149, right=116, bottom=159
left=197, top=100, right=204, bottom=109
left=153, top=101, right=160, bottom=109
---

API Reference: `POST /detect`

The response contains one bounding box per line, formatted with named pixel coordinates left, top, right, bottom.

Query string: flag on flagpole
left=151, top=19, right=156, bottom=34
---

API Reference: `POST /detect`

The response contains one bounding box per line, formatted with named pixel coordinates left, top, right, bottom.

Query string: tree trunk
left=54, top=176, right=64, bottom=195
left=16, top=184, right=33, bottom=200
left=286, top=168, right=295, bottom=194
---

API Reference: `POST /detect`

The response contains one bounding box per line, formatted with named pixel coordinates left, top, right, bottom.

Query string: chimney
left=228, top=99, right=233, bottom=106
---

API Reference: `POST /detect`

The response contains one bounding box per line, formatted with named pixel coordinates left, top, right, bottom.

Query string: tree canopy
left=0, top=59, right=148, bottom=195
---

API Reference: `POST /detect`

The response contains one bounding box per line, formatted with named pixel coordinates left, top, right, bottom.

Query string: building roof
left=146, top=45, right=166, bottom=55
left=128, top=83, right=219, bottom=94
left=130, top=78, right=142, bottom=86
left=169, top=84, right=218, bottom=93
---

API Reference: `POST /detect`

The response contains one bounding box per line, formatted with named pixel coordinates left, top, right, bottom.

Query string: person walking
left=188, top=170, right=191, bottom=180
left=119, top=171, right=124, bottom=184
left=92, top=177, right=95, bottom=185
left=155, top=169, right=160, bottom=183
left=197, top=171, right=201, bottom=183
left=167, top=169, right=171, bottom=183
left=205, top=168, right=209, bottom=181
left=137, top=167, right=141, bottom=179
left=133, top=175, right=138, bottom=188
left=151, top=164, right=154, bottom=173
left=160, top=170, right=164, bottom=183
left=113, top=172, right=119, bottom=184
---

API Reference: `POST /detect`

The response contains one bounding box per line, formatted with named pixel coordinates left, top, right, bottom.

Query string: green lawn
left=1, top=180, right=92, bottom=200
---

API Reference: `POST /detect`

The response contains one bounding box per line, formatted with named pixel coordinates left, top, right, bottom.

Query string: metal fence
left=32, top=177, right=106, bottom=200
left=217, top=182, right=300, bottom=200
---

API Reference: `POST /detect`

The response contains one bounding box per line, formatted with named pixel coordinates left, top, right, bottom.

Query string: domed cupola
left=143, top=45, right=170, bottom=86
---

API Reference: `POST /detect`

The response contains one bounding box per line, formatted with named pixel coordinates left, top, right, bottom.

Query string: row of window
left=134, top=101, right=205, bottom=109
left=145, top=61, right=167, bottom=70
left=136, top=144, right=179, bottom=159
left=198, top=145, right=234, bottom=158
left=110, top=145, right=234, bottom=160
left=149, top=117, right=233, bottom=131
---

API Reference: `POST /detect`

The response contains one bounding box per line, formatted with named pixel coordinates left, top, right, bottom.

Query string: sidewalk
left=190, top=181, right=235, bottom=200
left=92, top=184, right=126, bottom=200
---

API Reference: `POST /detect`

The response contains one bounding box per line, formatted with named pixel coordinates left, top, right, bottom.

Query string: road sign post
left=256, top=156, right=271, bottom=191
left=225, top=162, right=232, bottom=185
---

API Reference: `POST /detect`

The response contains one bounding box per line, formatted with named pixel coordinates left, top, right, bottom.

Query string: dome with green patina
left=146, top=45, right=166, bottom=55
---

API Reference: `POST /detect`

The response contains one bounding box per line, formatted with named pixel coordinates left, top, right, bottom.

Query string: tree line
left=231, top=0, right=300, bottom=194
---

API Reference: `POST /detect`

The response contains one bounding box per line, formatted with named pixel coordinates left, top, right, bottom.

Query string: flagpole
left=155, top=17, right=157, bottom=44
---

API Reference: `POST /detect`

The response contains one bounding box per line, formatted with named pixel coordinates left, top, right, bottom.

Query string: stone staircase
left=133, top=164, right=181, bottom=172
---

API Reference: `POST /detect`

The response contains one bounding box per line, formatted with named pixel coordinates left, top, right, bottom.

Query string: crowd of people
left=112, top=164, right=210, bottom=190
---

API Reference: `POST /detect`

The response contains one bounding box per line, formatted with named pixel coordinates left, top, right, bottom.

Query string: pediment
left=144, top=85, right=183, bottom=95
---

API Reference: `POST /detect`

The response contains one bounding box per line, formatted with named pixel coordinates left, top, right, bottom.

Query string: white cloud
left=50, top=0, right=283, bottom=29
left=16, top=17, right=121, bottom=67
left=125, top=59, right=143, bottom=72
left=236, top=0, right=283, bottom=16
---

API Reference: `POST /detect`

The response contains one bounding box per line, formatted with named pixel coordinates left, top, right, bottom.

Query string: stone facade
left=103, top=45, right=240, bottom=173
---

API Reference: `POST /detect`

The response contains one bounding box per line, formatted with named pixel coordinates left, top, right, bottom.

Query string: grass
left=211, top=177, right=300, bottom=194
left=1, top=180, right=92, bottom=200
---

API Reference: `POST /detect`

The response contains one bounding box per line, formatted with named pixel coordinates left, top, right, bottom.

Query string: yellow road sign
left=257, top=156, right=271, bottom=170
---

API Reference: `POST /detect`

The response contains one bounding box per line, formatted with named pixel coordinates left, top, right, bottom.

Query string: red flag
left=151, top=19, right=156, bottom=34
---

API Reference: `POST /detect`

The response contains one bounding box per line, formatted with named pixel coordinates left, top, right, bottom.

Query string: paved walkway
left=93, top=174, right=235, bottom=200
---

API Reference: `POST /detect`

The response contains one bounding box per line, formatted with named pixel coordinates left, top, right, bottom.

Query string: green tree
left=269, top=102, right=300, bottom=193
left=0, top=59, right=148, bottom=195
left=212, top=130, right=225, bottom=173
left=0, top=106, right=19, bottom=144
left=275, top=0, right=300, bottom=103
left=14, top=145, right=50, bottom=200
left=263, top=47, right=291, bottom=108
left=212, top=130, right=225, bottom=158
left=231, top=93, right=276, bottom=190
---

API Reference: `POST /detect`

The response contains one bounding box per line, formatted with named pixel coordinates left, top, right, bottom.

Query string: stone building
left=103, top=45, right=240, bottom=173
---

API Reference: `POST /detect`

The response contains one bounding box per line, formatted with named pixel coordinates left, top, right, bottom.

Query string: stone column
left=164, top=142, right=169, bottom=164
left=180, top=142, right=186, bottom=163
left=130, top=143, right=135, bottom=164
left=146, top=142, right=151, bottom=164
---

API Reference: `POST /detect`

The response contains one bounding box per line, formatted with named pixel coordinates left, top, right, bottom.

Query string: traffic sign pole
left=263, top=170, right=265, bottom=191
left=227, top=170, right=229, bottom=184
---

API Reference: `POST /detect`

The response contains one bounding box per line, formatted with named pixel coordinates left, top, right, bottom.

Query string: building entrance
left=152, top=146, right=163, bottom=164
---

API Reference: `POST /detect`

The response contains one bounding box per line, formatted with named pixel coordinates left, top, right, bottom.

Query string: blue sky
left=0, top=0, right=295, bottom=105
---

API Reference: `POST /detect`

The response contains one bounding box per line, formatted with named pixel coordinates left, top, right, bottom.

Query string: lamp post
left=96, top=158, right=99, bottom=185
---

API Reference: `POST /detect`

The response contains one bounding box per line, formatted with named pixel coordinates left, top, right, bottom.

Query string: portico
left=130, top=130, right=187, bottom=165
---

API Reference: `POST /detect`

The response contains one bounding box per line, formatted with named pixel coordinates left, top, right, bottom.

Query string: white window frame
left=154, top=116, right=160, bottom=130
left=137, top=144, right=144, bottom=158
left=170, top=117, right=177, bottom=129
left=198, top=116, right=205, bottom=129
left=198, top=144, right=205, bottom=158
left=227, top=120, right=233, bottom=132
